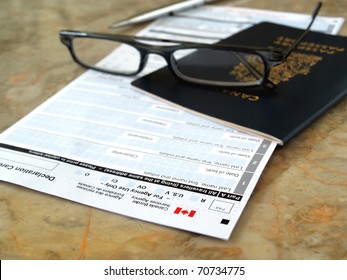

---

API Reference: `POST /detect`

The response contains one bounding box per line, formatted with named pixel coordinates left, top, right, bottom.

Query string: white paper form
left=0, top=6, right=343, bottom=239
left=143, top=5, right=344, bottom=44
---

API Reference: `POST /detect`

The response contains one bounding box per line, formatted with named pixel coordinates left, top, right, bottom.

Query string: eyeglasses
left=59, top=2, right=322, bottom=88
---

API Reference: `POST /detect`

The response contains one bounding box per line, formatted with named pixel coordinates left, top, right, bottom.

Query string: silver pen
left=109, top=0, right=222, bottom=29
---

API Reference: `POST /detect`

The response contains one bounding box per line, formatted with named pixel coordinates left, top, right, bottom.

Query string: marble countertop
left=1, top=0, right=346, bottom=260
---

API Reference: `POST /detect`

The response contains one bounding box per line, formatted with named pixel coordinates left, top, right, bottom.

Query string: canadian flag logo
left=174, top=207, right=196, bottom=217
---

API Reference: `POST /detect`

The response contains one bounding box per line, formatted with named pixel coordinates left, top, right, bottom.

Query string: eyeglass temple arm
left=283, top=2, right=322, bottom=59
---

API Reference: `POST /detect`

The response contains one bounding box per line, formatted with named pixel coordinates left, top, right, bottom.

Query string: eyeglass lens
left=172, top=48, right=265, bottom=86
left=72, top=37, right=142, bottom=74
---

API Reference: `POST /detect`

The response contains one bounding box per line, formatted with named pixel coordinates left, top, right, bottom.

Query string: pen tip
left=109, top=21, right=129, bottom=29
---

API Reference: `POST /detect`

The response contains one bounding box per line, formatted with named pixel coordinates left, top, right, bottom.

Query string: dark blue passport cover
left=132, top=22, right=347, bottom=145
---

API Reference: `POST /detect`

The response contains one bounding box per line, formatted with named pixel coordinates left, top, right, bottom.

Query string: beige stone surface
left=0, top=0, right=346, bottom=259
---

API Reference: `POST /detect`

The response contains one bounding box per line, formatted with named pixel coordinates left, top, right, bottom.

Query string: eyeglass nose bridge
left=137, top=45, right=176, bottom=73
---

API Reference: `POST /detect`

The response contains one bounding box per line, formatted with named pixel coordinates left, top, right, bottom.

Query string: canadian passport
left=132, top=22, right=347, bottom=145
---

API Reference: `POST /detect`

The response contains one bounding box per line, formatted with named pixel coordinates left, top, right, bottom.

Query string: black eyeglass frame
left=59, top=2, right=322, bottom=88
